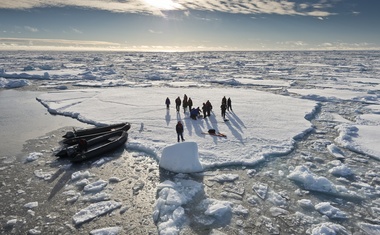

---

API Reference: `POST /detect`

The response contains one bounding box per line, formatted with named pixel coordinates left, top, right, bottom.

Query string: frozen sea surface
left=1, top=50, right=380, bottom=234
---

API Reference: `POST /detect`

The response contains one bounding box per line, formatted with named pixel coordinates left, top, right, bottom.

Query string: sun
left=143, top=0, right=180, bottom=10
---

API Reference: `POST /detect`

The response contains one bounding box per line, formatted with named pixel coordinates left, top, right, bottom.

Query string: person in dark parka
left=221, top=103, right=227, bottom=120
left=188, top=97, right=193, bottom=111
left=175, top=97, right=181, bottom=112
left=202, top=103, right=207, bottom=118
left=165, top=97, right=171, bottom=109
left=205, top=100, right=212, bottom=117
left=183, top=94, right=188, bottom=113
left=176, top=121, right=184, bottom=142
left=227, top=97, right=232, bottom=111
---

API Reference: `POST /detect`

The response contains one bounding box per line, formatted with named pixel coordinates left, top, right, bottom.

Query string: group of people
left=165, top=94, right=194, bottom=113
left=166, top=95, right=233, bottom=142
left=220, top=96, right=232, bottom=120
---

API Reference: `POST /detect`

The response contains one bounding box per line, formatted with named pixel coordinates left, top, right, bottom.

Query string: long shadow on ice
left=224, top=113, right=244, bottom=144
left=226, top=111, right=245, bottom=134
left=176, top=112, right=196, bottom=137
left=165, top=109, right=171, bottom=126
left=187, top=118, right=206, bottom=138
left=228, top=111, right=246, bottom=128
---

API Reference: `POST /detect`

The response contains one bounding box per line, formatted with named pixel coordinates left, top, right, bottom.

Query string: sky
left=0, top=0, right=379, bottom=51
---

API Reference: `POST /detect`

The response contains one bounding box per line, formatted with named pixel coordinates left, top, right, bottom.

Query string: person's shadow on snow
left=228, top=111, right=246, bottom=129
left=182, top=112, right=204, bottom=138
left=224, top=112, right=244, bottom=144
left=165, top=109, right=171, bottom=126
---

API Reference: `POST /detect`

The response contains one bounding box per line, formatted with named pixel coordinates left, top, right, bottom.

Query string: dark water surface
left=0, top=90, right=88, bottom=157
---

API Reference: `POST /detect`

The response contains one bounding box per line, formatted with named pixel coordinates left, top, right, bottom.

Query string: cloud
left=149, top=29, right=163, bottom=34
left=0, top=0, right=337, bottom=17
left=24, top=26, right=39, bottom=32
left=318, top=42, right=378, bottom=50
left=0, top=37, right=121, bottom=51
left=276, top=40, right=308, bottom=48
left=71, top=27, right=83, bottom=34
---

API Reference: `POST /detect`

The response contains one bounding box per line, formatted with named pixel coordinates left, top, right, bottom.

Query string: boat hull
left=62, top=123, right=131, bottom=146
left=67, top=130, right=128, bottom=163
left=62, top=122, right=130, bottom=139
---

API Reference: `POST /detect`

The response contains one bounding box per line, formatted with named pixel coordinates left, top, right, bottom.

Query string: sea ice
left=307, top=222, right=349, bottom=235
left=0, top=77, right=30, bottom=88
left=72, top=200, right=122, bottom=225
left=89, top=226, right=122, bottom=235
left=204, top=199, right=233, bottom=219
left=326, top=144, right=346, bottom=160
left=287, top=165, right=362, bottom=199
left=83, top=180, right=108, bottom=193
left=33, top=169, right=53, bottom=180
left=209, top=174, right=239, bottom=183
left=71, top=170, right=91, bottom=181
left=25, top=152, right=43, bottom=162
left=314, top=202, right=349, bottom=219
left=24, top=201, right=38, bottom=209
left=160, top=142, right=203, bottom=173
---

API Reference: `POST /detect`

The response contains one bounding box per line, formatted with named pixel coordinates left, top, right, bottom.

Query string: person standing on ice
left=222, top=96, right=227, bottom=106
left=205, top=100, right=212, bottom=117
left=221, top=102, right=227, bottom=120
left=183, top=94, right=188, bottom=113
left=202, top=103, right=207, bottom=118
left=176, top=121, right=185, bottom=142
left=165, top=97, right=171, bottom=109
left=175, top=96, right=181, bottom=112
left=188, top=97, right=193, bottom=111
left=227, top=97, right=232, bottom=111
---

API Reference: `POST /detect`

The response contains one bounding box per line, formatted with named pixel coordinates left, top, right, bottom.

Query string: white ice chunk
left=90, top=226, right=122, bottom=235
left=314, top=202, right=349, bottom=219
left=307, top=222, right=349, bottom=235
left=328, top=162, right=354, bottom=177
left=358, top=222, right=380, bottom=235
left=335, top=124, right=380, bottom=161
left=297, top=199, right=314, bottom=209
left=34, top=169, right=53, bottom=181
left=71, top=170, right=91, bottom=181
left=209, top=174, right=239, bottom=183
left=204, top=199, right=233, bottom=219
left=28, top=229, right=41, bottom=235
left=72, top=200, right=122, bottom=225
left=6, top=219, right=17, bottom=226
left=83, top=180, right=108, bottom=193
left=327, top=144, right=346, bottom=160
left=252, top=183, right=268, bottom=200
left=25, top=152, right=43, bottom=162
left=160, top=142, right=203, bottom=173
left=287, top=165, right=362, bottom=199
left=24, top=202, right=38, bottom=209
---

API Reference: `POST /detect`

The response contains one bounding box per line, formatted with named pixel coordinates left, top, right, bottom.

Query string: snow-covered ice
left=36, top=86, right=318, bottom=169
left=1, top=50, right=380, bottom=234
